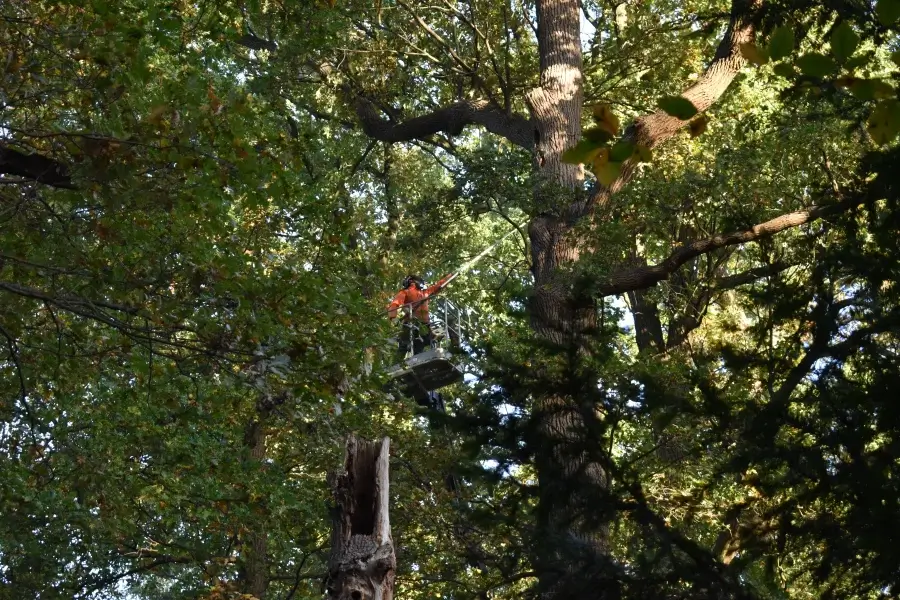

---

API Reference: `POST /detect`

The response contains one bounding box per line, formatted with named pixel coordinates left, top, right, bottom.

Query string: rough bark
left=325, top=436, right=395, bottom=600
left=523, top=2, right=617, bottom=596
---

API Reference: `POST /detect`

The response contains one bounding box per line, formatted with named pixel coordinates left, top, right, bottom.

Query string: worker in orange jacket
left=388, top=274, right=452, bottom=357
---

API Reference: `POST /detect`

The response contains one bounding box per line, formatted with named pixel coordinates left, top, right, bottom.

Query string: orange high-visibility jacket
left=387, top=275, right=452, bottom=323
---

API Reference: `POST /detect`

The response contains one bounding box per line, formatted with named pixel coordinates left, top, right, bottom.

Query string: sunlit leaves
left=591, top=103, right=620, bottom=138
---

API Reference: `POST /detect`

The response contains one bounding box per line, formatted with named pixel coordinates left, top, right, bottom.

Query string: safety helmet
left=403, top=275, right=424, bottom=289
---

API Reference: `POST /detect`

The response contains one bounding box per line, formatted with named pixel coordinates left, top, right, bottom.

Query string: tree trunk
left=326, top=435, right=396, bottom=600
left=243, top=419, right=269, bottom=599
left=524, top=1, right=616, bottom=596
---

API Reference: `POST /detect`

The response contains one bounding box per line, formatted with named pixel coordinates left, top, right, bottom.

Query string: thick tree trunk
left=524, top=1, right=615, bottom=596
left=325, top=435, right=395, bottom=600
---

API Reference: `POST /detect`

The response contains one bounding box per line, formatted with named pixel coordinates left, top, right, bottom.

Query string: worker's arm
left=387, top=290, right=407, bottom=320
left=424, top=274, right=453, bottom=296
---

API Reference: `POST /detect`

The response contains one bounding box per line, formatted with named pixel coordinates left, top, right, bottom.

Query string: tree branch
left=0, top=145, right=75, bottom=189
left=584, top=0, right=762, bottom=212
left=595, top=200, right=856, bottom=298
left=236, top=32, right=278, bottom=52
left=353, top=97, right=534, bottom=149
left=630, top=0, right=761, bottom=149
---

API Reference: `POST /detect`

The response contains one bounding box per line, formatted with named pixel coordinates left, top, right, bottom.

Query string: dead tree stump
left=325, top=435, right=396, bottom=600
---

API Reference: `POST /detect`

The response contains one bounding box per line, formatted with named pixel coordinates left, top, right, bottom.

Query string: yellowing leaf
left=591, top=104, right=620, bottom=137
left=561, top=139, right=602, bottom=164
left=207, top=84, right=222, bottom=114
left=583, top=126, right=614, bottom=144
left=594, top=160, right=622, bottom=186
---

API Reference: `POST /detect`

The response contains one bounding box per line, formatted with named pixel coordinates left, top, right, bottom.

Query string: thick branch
left=596, top=201, right=856, bottom=298
left=0, top=145, right=75, bottom=189
left=583, top=0, right=761, bottom=212
left=630, top=0, right=761, bottom=148
left=354, top=97, right=534, bottom=149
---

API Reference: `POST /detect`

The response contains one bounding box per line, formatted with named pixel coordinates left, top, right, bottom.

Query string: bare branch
left=711, top=261, right=794, bottom=291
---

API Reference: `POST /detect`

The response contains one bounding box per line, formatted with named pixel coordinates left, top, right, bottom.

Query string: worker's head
left=403, top=275, right=424, bottom=289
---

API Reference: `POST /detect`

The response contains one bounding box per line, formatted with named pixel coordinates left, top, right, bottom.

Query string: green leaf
left=867, top=99, right=900, bottom=145
left=849, top=79, right=895, bottom=101
left=594, top=161, right=622, bottom=186
left=773, top=63, right=796, bottom=79
left=830, top=22, right=860, bottom=63
left=740, top=42, right=769, bottom=66
left=636, top=145, right=653, bottom=163
left=845, top=55, right=869, bottom=72
left=561, top=139, right=601, bottom=164
left=876, top=0, right=900, bottom=26
left=768, top=26, right=795, bottom=61
left=891, top=50, right=900, bottom=69
left=609, top=141, right=635, bottom=162
left=796, top=53, right=836, bottom=77
left=657, top=96, right=699, bottom=120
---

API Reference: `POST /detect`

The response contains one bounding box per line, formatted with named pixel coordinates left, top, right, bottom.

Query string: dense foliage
left=2, top=0, right=899, bottom=599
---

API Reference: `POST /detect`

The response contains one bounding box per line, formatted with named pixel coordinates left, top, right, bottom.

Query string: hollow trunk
left=326, top=435, right=395, bottom=600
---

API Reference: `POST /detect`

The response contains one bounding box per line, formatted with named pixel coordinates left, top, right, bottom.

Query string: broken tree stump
left=325, top=435, right=396, bottom=600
